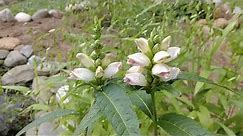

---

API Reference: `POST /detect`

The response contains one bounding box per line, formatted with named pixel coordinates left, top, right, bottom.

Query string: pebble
left=19, top=45, right=33, bottom=58
left=214, top=3, right=232, bottom=20
left=27, top=55, right=42, bottom=65
left=213, top=18, right=229, bottom=28
left=15, top=12, right=31, bottom=22
left=32, top=9, right=49, bottom=21
left=48, top=9, right=63, bottom=19
left=1, top=64, right=34, bottom=85
left=0, top=50, right=9, bottom=59
left=0, top=37, right=21, bottom=50
left=4, top=51, right=27, bottom=67
left=0, top=8, right=15, bottom=22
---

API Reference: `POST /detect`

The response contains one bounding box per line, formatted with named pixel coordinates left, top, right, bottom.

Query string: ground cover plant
left=0, top=0, right=243, bottom=136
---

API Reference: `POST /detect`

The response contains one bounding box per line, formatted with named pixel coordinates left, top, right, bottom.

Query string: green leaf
left=73, top=101, right=102, bottom=136
left=157, top=113, right=212, bottom=136
left=96, top=83, right=141, bottom=136
left=177, top=72, right=237, bottom=95
left=2, top=85, right=30, bottom=93
left=128, top=90, right=153, bottom=117
left=16, top=109, right=78, bottom=136
left=217, top=122, right=236, bottom=136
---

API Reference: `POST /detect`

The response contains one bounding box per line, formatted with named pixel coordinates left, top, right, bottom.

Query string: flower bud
left=76, top=53, right=95, bottom=68
left=160, top=36, right=171, bottom=50
left=127, top=53, right=150, bottom=67
left=95, top=59, right=102, bottom=66
left=124, top=73, right=147, bottom=86
left=102, top=53, right=116, bottom=67
left=135, top=38, right=151, bottom=54
left=95, top=66, right=104, bottom=78
left=70, top=68, right=95, bottom=82
left=166, top=47, right=180, bottom=62
left=104, top=62, right=122, bottom=78
left=90, top=51, right=99, bottom=60
left=127, top=66, right=144, bottom=73
left=153, top=51, right=170, bottom=63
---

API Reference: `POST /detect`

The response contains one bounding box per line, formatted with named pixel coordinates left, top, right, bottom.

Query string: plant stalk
left=151, top=91, right=158, bottom=136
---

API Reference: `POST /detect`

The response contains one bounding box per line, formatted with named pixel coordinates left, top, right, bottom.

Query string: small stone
left=0, top=50, right=9, bottom=59
left=32, top=9, right=49, bottom=21
left=1, top=64, right=34, bottom=85
left=0, top=37, right=21, bottom=50
left=213, top=18, right=229, bottom=28
left=196, top=19, right=208, bottom=26
left=14, top=45, right=25, bottom=51
left=15, top=12, right=31, bottom=22
left=214, top=3, right=232, bottom=20
left=27, top=55, right=42, bottom=65
left=19, top=45, right=33, bottom=58
left=4, top=51, right=27, bottom=67
left=48, top=9, right=63, bottom=19
left=0, top=8, right=15, bottom=22
left=32, top=76, right=52, bottom=103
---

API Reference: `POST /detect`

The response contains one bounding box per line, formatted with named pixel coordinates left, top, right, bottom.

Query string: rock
left=32, top=76, right=53, bottom=103
left=0, top=0, right=5, bottom=5
left=19, top=45, right=33, bottom=58
left=0, top=8, right=15, bottom=22
left=0, top=50, right=9, bottom=59
left=48, top=9, right=63, bottom=19
left=213, top=18, right=229, bottom=28
left=0, top=37, right=21, bottom=50
left=56, top=85, right=69, bottom=104
left=15, top=12, right=31, bottom=22
left=37, top=61, right=66, bottom=76
left=214, top=3, right=232, bottom=20
left=196, top=19, right=208, bottom=26
left=14, top=45, right=25, bottom=51
left=32, top=9, right=49, bottom=21
left=1, top=64, right=34, bottom=85
left=27, top=55, right=42, bottom=65
left=4, top=51, right=27, bottom=67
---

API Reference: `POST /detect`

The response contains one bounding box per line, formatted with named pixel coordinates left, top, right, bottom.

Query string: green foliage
left=16, top=109, right=78, bottom=136
left=96, top=83, right=141, bottom=136
left=157, top=113, right=212, bottom=136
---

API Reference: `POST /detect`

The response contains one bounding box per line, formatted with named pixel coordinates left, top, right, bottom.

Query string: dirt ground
left=0, top=17, right=72, bottom=61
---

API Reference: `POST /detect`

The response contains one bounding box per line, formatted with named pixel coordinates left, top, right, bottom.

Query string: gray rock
left=37, top=61, right=66, bottom=76
left=0, top=50, right=9, bottom=59
left=27, top=55, right=42, bottom=65
left=15, top=12, right=31, bottom=22
left=19, top=45, right=33, bottom=58
left=4, top=51, right=27, bottom=67
left=1, top=64, right=34, bottom=85
left=48, top=9, right=63, bottom=19
left=32, top=9, right=49, bottom=21
left=0, top=0, right=5, bottom=5
left=0, top=8, right=15, bottom=22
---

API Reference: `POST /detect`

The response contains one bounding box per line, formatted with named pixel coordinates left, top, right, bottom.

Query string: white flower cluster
left=124, top=36, right=181, bottom=86
left=70, top=53, right=122, bottom=83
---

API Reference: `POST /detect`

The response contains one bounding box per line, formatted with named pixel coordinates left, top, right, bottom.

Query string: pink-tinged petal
left=104, top=62, right=122, bottom=78
left=124, top=73, right=147, bottom=86
left=70, top=68, right=95, bottom=82
left=152, top=63, right=170, bottom=76
left=127, top=53, right=150, bottom=66
left=153, top=51, right=170, bottom=63
left=76, top=53, right=95, bottom=68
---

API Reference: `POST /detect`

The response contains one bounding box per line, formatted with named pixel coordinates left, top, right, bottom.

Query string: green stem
left=151, top=91, right=158, bottom=136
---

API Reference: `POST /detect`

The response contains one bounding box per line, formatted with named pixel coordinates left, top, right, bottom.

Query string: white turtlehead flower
left=135, top=38, right=151, bottom=54
left=70, top=68, right=95, bottom=82
left=127, top=66, right=144, bottom=73
left=127, top=53, right=150, bottom=67
left=76, top=53, right=95, bottom=68
left=152, top=64, right=180, bottom=81
left=153, top=51, right=170, bottom=63
left=233, top=6, right=242, bottom=14
left=167, top=47, right=180, bottom=60
left=56, top=85, right=69, bottom=104
left=124, top=73, right=147, bottom=86
left=104, top=62, right=122, bottom=78
left=95, top=66, right=104, bottom=78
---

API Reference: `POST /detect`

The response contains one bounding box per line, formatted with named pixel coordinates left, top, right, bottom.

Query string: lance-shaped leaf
left=73, top=101, right=102, bottom=136
left=16, top=109, right=78, bottom=136
left=128, top=90, right=153, bottom=118
left=96, top=83, right=141, bottom=136
left=157, top=113, right=212, bottom=136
